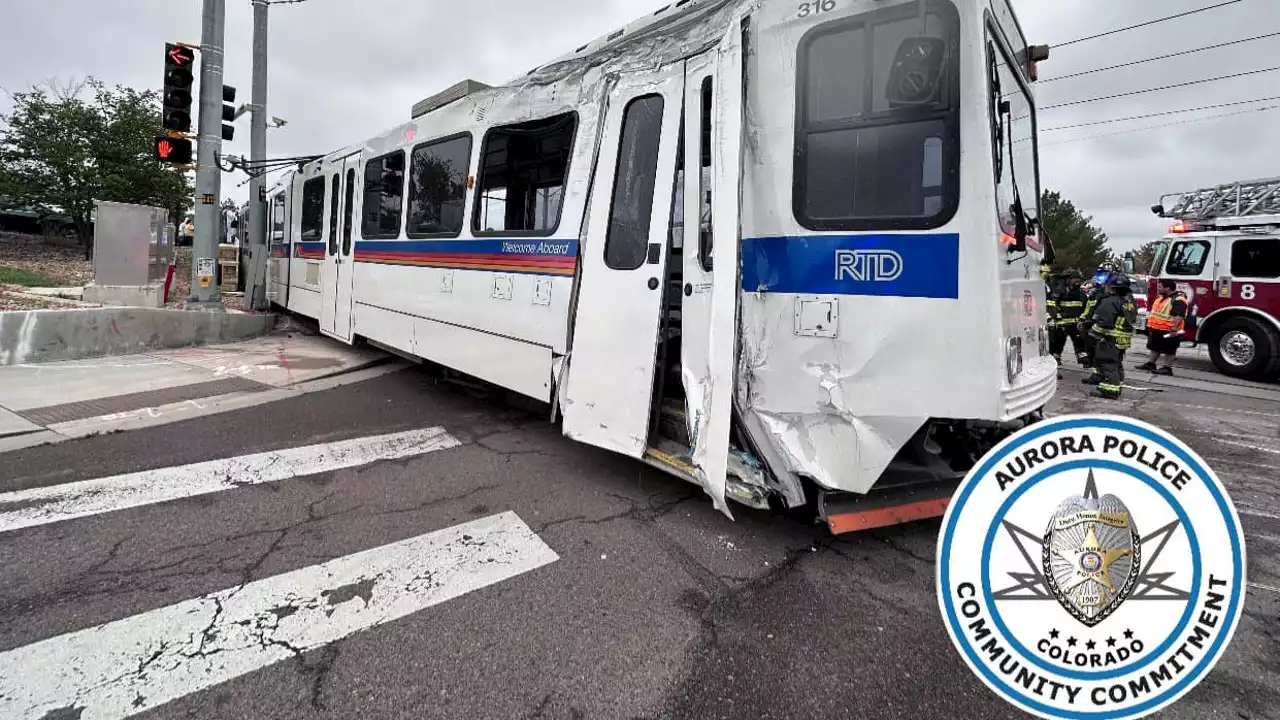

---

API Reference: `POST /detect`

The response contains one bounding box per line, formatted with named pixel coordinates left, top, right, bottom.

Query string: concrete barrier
left=0, top=308, right=277, bottom=366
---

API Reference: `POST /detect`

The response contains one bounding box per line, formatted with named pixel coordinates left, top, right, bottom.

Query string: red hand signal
left=158, top=140, right=173, bottom=159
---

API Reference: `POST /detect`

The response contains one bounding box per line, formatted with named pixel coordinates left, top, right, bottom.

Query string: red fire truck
left=1148, top=178, right=1280, bottom=380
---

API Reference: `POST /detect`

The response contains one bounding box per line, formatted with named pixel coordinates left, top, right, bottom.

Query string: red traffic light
left=154, top=136, right=193, bottom=164
left=166, top=44, right=195, bottom=67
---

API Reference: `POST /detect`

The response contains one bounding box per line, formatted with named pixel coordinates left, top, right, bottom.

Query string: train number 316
left=798, top=0, right=837, bottom=17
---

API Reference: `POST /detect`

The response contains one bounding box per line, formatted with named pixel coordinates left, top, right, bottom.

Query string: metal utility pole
left=245, top=0, right=270, bottom=311
left=190, top=0, right=227, bottom=309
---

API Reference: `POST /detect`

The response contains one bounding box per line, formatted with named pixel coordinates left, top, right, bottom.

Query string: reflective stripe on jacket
left=1088, top=295, right=1137, bottom=350
left=1146, top=294, right=1188, bottom=333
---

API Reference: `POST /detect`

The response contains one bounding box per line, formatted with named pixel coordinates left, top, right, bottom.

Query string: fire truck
left=1149, top=177, right=1280, bottom=380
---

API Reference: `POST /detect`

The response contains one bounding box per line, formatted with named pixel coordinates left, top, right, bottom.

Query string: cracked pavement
left=0, top=365, right=1276, bottom=719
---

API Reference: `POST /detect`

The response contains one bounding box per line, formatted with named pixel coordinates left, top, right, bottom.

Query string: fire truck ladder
left=1154, top=177, right=1280, bottom=225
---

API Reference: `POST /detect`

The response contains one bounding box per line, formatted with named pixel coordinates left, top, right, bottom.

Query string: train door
left=562, top=63, right=687, bottom=457
left=678, top=43, right=743, bottom=516
left=267, top=190, right=290, bottom=306
left=321, top=155, right=359, bottom=342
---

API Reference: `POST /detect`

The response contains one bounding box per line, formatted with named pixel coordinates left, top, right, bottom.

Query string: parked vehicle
left=1150, top=177, right=1280, bottom=380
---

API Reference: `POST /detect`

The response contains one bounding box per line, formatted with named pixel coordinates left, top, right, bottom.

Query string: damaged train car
left=265, top=0, right=1057, bottom=533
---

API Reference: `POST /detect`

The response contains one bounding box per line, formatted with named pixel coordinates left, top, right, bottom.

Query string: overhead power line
left=1041, top=31, right=1280, bottom=82
left=1041, top=94, right=1280, bottom=131
left=1052, top=0, right=1246, bottom=49
left=1039, top=65, right=1280, bottom=111
left=1038, top=104, right=1280, bottom=148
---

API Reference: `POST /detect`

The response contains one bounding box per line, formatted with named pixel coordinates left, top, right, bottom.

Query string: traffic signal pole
left=245, top=0, right=269, bottom=311
left=189, top=0, right=226, bottom=309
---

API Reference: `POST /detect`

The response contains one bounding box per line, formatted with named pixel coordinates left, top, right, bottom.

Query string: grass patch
left=0, top=266, right=61, bottom=287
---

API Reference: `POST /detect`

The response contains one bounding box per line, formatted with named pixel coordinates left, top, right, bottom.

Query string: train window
left=342, top=168, right=355, bottom=254
left=362, top=151, right=405, bottom=239
left=474, top=113, right=577, bottom=236
left=988, top=30, right=1038, bottom=240
left=300, top=177, right=325, bottom=241
left=328, top=174, right=341, bottom=255
left=794, top=1, right=960, bottom=231
left=699, top=76, right=713, bottom=272
left=1166, top=240, right=1211, bottom=276
left=272, top=197, right=285, bottom=234
left=407, top=134, right=472, bottom=237
left=1231, top=238, right=1280, bottom=279
left=604, top=95, right=665, bottom=270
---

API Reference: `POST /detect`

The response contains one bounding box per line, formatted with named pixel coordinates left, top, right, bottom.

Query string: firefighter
left=1047, top=268, right=1088, bottom=369
left=1081, top=274, right=1138, bottom=399
left=1076, top=269, right=1111, bottom=369
left=1137, top=279, right=1189, bottom=376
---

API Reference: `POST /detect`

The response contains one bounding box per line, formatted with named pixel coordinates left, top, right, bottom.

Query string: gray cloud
left=3, top=0, right=1276, bottom=251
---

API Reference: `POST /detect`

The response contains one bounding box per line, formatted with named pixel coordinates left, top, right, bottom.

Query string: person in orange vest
left=1136, top=279, right=1189, bottom=376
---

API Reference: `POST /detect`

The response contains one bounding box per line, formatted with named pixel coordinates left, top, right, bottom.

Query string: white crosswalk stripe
left=0, top=511, right=558, bottom=720
left=0, top=427, right=461, bottom=534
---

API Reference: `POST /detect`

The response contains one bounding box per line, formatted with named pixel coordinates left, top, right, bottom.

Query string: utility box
left=84, top=200, right=171, bottom=308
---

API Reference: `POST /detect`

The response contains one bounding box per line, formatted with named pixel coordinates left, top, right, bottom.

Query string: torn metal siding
left=731, top=0, right=1036, bottom=497
left=688, top=14, right=754, bottom=519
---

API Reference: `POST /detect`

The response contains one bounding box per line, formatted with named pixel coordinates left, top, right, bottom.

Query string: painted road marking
left=1218, top=438, right=1280, bottom=456
left=0, top=428, right=460, bottom=534
left=0, top=511, right=558, bottom=720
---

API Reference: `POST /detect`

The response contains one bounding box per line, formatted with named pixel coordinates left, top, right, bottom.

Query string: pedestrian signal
left=154, top=136, right=193, bottom=165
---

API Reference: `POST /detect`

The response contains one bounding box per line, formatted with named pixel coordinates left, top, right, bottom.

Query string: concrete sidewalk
left=0, top=329, right=404, bottom=453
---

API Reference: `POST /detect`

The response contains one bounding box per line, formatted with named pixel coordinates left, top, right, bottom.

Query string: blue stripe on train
left=740, top=234, right=960, bottom=299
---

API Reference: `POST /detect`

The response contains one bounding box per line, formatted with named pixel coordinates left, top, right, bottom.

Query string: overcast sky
left=3, top=0, right=1277, bottom=252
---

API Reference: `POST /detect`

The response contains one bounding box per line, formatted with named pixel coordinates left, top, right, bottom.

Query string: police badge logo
left=936, top=415, right=1247, bottom=720
left=1043, top=472, right=1140, bottom=627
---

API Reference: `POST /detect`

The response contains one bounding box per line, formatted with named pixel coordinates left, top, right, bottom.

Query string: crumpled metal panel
left=686, top=12, right=753, bottom=520
left=735, top=292, right=928, bottom=494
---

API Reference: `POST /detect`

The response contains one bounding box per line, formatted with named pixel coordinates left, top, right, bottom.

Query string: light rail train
left=265, top=0, right=1057, bottom=532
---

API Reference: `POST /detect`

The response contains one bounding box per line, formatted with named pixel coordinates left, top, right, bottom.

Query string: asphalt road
left=0, top=363, right=1276, bottom=720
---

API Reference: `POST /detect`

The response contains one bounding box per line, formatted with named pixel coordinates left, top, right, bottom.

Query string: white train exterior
left=265, top=0, right=1056, bottom=531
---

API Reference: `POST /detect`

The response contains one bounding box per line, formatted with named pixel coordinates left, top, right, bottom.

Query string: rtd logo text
left=834, top=249, right=904, bottom=283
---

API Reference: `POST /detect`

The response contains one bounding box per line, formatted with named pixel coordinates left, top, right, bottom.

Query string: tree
left=0, top=78, right=193, bottom=258
left=1040, top=189, right=1114, bottom=274
left=1131, top=240, right=1162, bottom=276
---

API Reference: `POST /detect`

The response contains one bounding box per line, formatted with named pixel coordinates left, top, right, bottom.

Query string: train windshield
left=988, top=26, right=1039, bottom=238
left=794, top=0, right=960, bottom=231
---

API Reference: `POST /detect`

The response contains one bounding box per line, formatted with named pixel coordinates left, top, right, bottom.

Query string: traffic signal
left=221, top=85, right=237, bottom=141
left=154, top=136, right=193, bottom=165
left=162, top=43, right=196, bottom=133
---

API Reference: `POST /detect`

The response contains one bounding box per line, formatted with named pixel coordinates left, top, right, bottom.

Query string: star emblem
left=1049, top=629, right=1059, bottom=640
left=1124, top=629, right=1134, bottom=640
left=1107, top=637, right=1117, bottom=647
left=1053, top=523, right=1133, bottom=594
left=1067, top=637, right=1077, bottom=647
